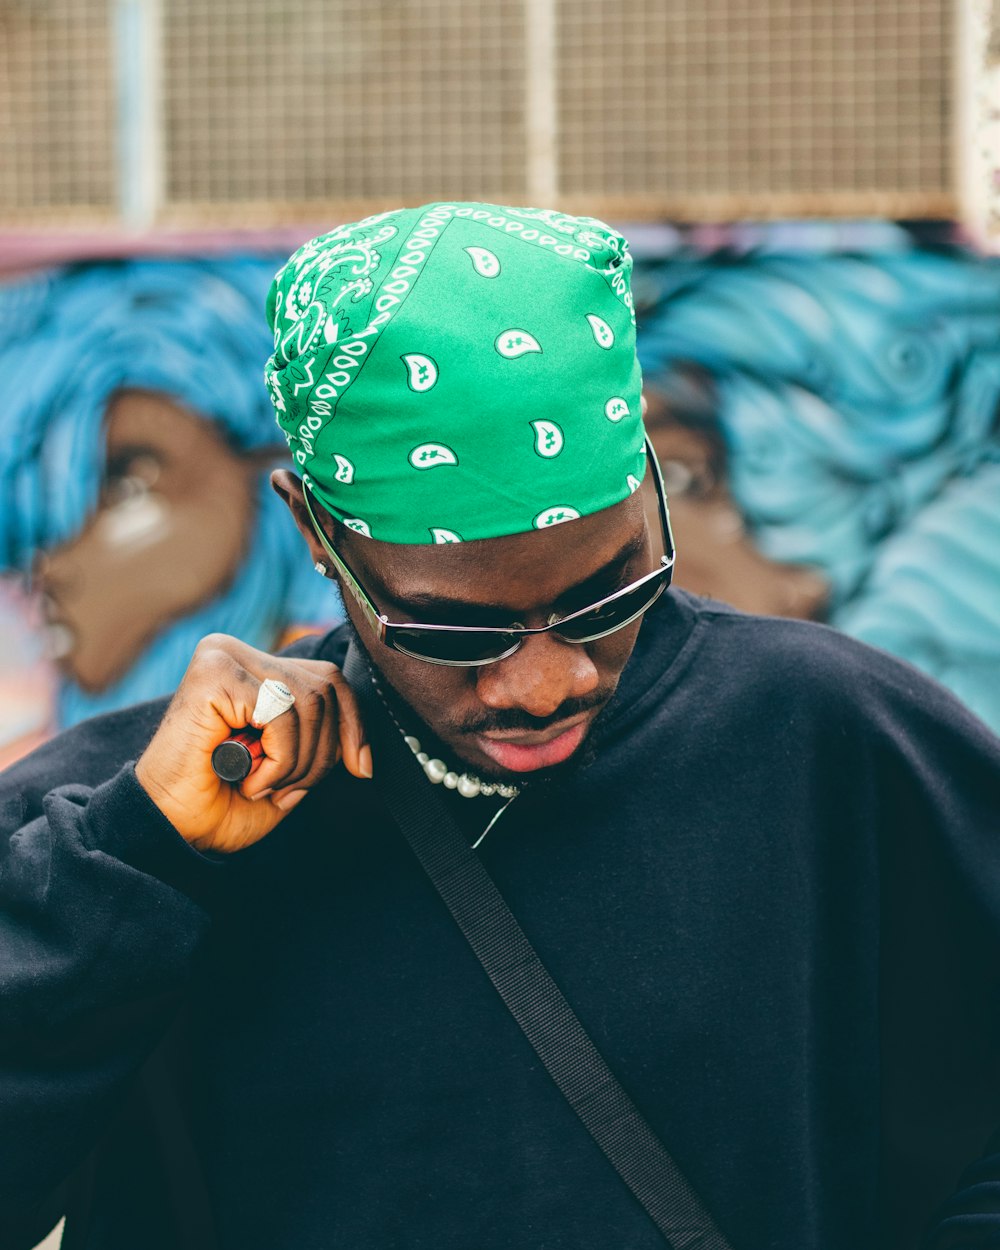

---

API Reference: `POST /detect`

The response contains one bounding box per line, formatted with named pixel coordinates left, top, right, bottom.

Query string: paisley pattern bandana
left=265, top=202, right=646, bottom=543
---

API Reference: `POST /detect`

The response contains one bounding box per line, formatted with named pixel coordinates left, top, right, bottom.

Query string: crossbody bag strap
left=342, top=643, right=734, bottom=1250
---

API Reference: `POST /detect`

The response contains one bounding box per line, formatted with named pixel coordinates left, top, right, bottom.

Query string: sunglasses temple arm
left=643, top=434, right=676, bottom=566
left=302, top=487, right=387, bottom=641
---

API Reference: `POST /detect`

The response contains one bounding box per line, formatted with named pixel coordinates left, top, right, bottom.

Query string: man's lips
left=473, top=716, right=591, bottom=773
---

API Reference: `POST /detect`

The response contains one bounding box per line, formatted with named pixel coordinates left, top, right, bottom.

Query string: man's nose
left=474, top=630, right=599, bottom=720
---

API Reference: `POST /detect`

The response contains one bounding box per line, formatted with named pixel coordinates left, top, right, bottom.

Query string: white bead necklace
left=365, top=664, right=521, bottom=809
left=402, top=735, right=521, bottom=801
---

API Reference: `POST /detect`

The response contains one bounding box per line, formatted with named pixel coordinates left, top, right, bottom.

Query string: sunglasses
left=303, top=436, right=675, bottom=667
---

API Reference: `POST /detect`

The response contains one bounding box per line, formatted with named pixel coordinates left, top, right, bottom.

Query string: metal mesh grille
left=0, top=0, right=957, bottom=224
left=0, top=0, right=117, bottom=220
left=162, top=0, right=529, bottom=214
left=557, top=0, right=953, bottom=216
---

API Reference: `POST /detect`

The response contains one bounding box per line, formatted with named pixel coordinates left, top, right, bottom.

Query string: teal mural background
left=0, top=223, right=998, bottom=761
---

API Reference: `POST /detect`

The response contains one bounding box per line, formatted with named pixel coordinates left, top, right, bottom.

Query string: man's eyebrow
left=382, top=531, right=647, bottom=618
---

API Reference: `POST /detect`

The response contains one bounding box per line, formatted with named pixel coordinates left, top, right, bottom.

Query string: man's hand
left=135, top=634, right=370, bottom=853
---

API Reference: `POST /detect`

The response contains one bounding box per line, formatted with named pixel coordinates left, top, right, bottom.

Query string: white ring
left=252, top=678, right=296, bottom=726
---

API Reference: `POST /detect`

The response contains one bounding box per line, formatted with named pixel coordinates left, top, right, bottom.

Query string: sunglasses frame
left=303, top=434, right=676, bottom=667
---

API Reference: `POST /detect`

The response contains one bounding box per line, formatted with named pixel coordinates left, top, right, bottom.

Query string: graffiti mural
left=0, top=258, right=342, bottom=765
left=2, top=228, right=998, bottom=761
left=637, top=224, right=1000, bottom=733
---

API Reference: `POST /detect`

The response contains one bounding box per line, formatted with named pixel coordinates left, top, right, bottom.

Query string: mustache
left=340, top=616, right=614, bottom=750
left=456, top=692, right=612, bottom=736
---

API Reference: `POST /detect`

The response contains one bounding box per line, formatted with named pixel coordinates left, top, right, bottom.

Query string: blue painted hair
left=0, top=257, right=341, bottom=726
left=637, top=230, right=1000, bottom=730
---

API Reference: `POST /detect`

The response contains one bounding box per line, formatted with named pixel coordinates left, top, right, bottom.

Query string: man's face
left=275, top=471, right=654, bottom=780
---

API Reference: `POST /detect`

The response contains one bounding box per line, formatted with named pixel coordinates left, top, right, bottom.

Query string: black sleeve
left=850, top=647, right=1000, bottom=1249
left=0, top=703, right=224, bottom=1241
left=0, top=627, right=342, bottom=1243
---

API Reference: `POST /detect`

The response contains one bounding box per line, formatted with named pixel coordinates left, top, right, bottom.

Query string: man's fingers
left=236, top=660, right=366, bottom=800
left=274, top=686, right=340, bottom=793
left=241, top=706, right=302, bottom=798
left=329, top=671, right=371, bottom=779
left=186, top=647, right=368, bottom=802
left=189, top=640, right=271, bottom=734
left=275, top=788, right=309, bottom=813
left=140, top=635, right=367, bottom=852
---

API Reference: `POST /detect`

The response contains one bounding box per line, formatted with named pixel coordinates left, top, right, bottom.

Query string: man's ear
left=271, top=468, right=330, bottom=570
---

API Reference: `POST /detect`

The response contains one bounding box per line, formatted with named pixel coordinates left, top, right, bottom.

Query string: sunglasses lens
left=386, top=565, right=670, bottom=665
left=390, top=627, right=520, bottom=666
left=555, top=571, right=669, bottom=642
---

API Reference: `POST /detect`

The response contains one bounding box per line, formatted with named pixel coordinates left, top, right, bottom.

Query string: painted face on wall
left=643, top=385, right=829, bottom=622
left=34, top=389, right=261, bottom=692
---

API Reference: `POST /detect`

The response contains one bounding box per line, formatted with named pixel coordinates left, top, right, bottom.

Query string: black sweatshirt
left=2, top=590, right=1000, bottom=1250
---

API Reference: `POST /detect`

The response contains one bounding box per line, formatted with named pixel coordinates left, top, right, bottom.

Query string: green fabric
left=265, top=202, right=646, bottom=543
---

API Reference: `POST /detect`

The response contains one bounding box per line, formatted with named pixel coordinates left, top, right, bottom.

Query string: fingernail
left=249, top=788, right=273, bottom=802
left=275, top=788, right=308, bottom=812
left=358, top=745, right=373, bottom=779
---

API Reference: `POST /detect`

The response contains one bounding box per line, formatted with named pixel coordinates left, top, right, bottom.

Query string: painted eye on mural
left=659, top=458, right=718, bottom=500
left=100, top=448, right=163, bottom=507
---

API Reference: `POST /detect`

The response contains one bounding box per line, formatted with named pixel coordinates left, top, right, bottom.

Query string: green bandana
left=265, top=202, right=645, bottom=543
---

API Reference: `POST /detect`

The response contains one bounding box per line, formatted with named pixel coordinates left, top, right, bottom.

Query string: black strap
left=343, top=644, right=734, bottom=1250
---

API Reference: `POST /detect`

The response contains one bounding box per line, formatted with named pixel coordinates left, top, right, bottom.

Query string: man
left=2, top=203, right=1000, bottom=1250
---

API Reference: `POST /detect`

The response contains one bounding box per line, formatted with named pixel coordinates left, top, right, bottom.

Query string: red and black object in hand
left=211, top=729, right=265, bottom=783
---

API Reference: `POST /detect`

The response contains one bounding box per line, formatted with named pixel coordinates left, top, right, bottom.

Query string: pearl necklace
left=364, top=663, right=521, bottom=803
left=402, top=735, right=520, bottom=801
